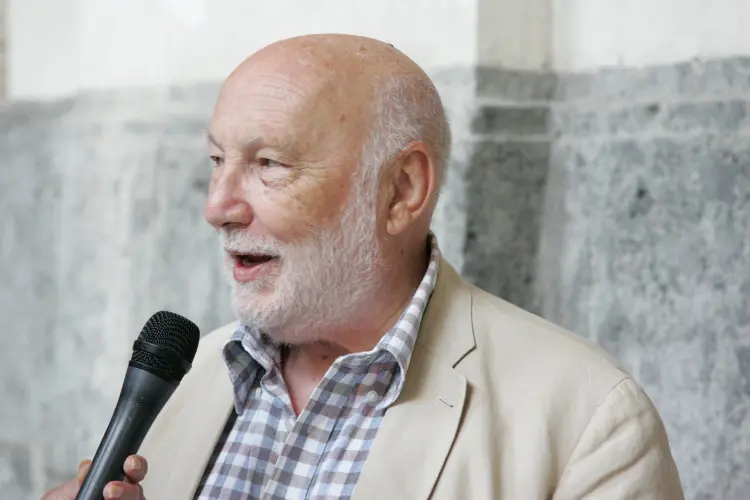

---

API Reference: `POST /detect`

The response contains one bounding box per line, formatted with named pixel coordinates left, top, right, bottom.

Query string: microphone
left=76, top=311, right=200, bottom=500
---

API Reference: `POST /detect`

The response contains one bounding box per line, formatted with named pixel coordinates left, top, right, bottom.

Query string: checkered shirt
left=195, top=235, right=440, bottom=499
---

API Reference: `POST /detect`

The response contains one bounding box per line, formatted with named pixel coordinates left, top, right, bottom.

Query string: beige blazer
left=139, top=261, right=684, bottom=499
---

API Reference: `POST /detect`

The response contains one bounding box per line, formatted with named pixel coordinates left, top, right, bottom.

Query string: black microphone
left=76, top=311, right=200, bottom=500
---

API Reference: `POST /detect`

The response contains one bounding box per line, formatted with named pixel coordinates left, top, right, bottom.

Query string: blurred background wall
left=1, top=1, right=749, bottom=498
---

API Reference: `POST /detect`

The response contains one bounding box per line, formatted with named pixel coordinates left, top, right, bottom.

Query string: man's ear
left=384, top=142, right=437, bottom=236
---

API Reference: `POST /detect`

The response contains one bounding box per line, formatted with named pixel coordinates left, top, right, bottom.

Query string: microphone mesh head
left=130, top=311, right=200, bottom=381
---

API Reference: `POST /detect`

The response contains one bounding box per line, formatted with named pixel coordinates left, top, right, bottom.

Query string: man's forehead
left=224, top=62, right=338, bottom=103
left=211, top=95, right=364, bottom=154
left=221, top=53, right=373, bottom=120
left=215, top=77, right=341, bottom=128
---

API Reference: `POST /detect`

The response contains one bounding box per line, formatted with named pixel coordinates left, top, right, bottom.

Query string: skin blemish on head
left=338, top=114, right=346, bottom=123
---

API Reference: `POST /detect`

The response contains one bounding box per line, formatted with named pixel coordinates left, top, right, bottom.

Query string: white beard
left=219, top=172, right=382, bottom=344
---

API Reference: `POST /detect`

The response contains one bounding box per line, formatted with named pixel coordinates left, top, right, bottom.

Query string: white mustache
left=220, top=230, right=283, bottom=256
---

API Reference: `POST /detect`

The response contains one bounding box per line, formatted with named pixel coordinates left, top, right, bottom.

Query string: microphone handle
left=76, top=367, right=177, bottom=500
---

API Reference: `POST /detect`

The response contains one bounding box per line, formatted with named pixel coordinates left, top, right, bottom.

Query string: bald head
left=215, top=34, right=451, bottom=188
left=232, top=33, right=408, bottom=83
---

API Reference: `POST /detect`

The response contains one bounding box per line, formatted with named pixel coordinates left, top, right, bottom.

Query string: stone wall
left=1, top=58, right=749, bottom=499
left=468, top=57, right=750, bottom=499
left=0, top=86, right=233, bottom=497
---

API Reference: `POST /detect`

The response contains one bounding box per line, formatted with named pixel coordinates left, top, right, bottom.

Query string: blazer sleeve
left=553, top=377, right=685, bottom=500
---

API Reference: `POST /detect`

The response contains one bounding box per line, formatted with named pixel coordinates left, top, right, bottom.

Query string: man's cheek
left=254, top=202, right=315, bottom=240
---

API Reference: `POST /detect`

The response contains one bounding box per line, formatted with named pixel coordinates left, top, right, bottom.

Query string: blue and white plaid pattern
left=195, top=235, right=440, bottom=499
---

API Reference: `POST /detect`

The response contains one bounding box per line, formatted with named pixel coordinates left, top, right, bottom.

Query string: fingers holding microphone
left=40, top=455, right=148, bottom=500
left=103, top=455, right=148, bottom=499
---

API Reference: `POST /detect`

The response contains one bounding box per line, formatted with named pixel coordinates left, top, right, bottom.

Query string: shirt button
left=366, top=390, right=379, bottom=403
left=284, top=418, right=295, bottom=432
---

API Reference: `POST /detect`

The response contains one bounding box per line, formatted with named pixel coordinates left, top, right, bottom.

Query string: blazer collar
left=417, top=257, right=477, bottom=367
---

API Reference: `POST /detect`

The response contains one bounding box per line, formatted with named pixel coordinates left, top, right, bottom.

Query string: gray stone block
left=475, top=66, right=556, bottom=101
left=549, top=105, right=602, bottom=136
left=662, top=99, right=750, bottom=133
left=554, top=56, right=750, bottom=102
left=429, top=70, right=482, bottom=272
left=471, top=105, right=549, bottom=135
left=553, top=98, right=750, bottom=139
left=600, top=102, right=664, bottom=135
left=463, top=139, right=550, bottom=312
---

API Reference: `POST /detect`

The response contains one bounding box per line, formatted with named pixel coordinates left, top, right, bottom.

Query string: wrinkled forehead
left=210, top=67, right=369, bottom=159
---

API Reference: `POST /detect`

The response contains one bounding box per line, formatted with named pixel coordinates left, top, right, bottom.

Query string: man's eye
left=259, top=158, right=286, bottom=168
left=209, top=155, right=224, bottom=167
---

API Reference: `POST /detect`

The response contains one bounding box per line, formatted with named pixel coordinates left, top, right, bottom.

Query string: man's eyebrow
left=206, top=131, right=299, bottom=159
left=206, top=131, right=223, bottom=151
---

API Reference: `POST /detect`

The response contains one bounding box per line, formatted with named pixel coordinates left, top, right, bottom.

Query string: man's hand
left=41, top=455, right=148, bottom=500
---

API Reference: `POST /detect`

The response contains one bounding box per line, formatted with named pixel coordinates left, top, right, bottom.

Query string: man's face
left=205, top=64, right=382, bottom=343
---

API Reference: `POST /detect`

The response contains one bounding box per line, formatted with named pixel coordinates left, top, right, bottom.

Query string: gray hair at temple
left=363, top=71, right=452, bottom=196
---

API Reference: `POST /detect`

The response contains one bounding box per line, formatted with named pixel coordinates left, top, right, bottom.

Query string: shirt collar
left=345, top=232, right=440, bottom=385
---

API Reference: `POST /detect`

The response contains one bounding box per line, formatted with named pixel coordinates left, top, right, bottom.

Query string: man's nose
left=204, top=166, right=253, bottom=229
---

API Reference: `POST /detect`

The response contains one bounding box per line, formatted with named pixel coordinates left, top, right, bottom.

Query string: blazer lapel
left=353, top=260, right=476, bottom=500
left=170, top=358, right=234, bottom=499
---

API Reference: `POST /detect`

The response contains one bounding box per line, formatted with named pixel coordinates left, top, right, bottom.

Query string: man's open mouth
left=231, top=252, right=277, bottom=268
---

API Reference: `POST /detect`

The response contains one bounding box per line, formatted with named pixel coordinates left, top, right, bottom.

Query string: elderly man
left=44, top=34, right=683, bottom=500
